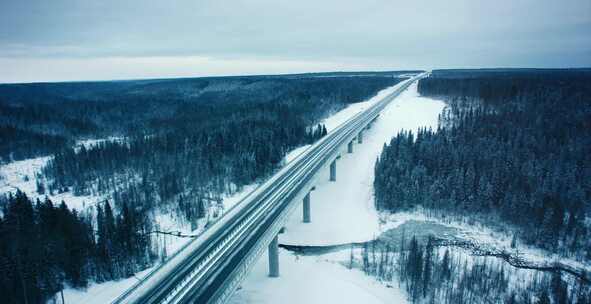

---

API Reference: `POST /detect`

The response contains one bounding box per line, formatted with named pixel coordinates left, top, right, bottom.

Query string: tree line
left=0, top=191, right=154, bottom=304
left=0, top=74, right=405, bottom=163
left=355, top=234, right=590, bottom=304
left=374, top=69, right=591, bottom=259
left=37, top=76, right=401, bottom=227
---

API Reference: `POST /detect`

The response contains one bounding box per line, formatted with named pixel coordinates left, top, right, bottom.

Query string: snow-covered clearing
left=0, top=157, right=104, bottom=212
left=0, top=136, right=128, bottom=213
left=0, top=156, right=101, bottom=211
left=0, top=156, right=50, bottom=197
left=230, top=80, right=445, bottom=303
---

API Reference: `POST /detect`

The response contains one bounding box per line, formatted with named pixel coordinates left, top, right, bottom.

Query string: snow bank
left=59, top=267, right=154, bottom=304
left=282, top=144, right=311, bottom=165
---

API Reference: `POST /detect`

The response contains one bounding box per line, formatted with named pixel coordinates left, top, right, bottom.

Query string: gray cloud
left=1, top=0, right=590, bottom=82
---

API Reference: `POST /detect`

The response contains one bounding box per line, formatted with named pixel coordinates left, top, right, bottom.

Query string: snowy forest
left=0, top=72, right=409, bottom=163
left=373, top=69, right=591, bottom=303
left=0, top=191, right=152, bottom=304
left=0, top=72, right=410, bottom=303
left=354, top=234, right=590, bottom=304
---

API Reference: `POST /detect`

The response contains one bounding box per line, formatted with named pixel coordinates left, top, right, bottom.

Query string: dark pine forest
left=374, top=69, right=591, bottom=260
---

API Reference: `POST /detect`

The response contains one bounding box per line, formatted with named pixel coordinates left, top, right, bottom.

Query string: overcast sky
left=1, top=0, right=590, bottom=83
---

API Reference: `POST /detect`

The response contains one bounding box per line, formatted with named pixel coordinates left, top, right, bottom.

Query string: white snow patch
left=57, top=267, right=155, bottom=304
left=75, top=136, right=125, bottom=151
left=0, top=156, right=50, bottom=195
left=228, top=249, right=408, bottom=304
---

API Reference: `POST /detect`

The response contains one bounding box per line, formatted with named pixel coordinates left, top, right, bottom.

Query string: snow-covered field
left=229, top=80, right=445, bottom=303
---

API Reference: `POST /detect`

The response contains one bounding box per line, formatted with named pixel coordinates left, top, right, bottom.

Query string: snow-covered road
left=229, top=81, right=445, bottom=303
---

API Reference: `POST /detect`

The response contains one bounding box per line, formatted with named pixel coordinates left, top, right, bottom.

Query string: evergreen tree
left=536, top=289, right=551, bottom=304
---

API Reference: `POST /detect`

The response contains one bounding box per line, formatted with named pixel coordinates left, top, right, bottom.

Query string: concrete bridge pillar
left=347, top=141, right=353, bottom=153
left=268, top=235, right=279, bottom=277
left=358, top=131, right=363, bottom=144
left=303, top=192, right=311, bottom=223
left=329, top=159, right=337, bottom=181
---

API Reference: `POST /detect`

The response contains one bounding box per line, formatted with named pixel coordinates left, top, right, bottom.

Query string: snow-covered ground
left=227, top=248, right=407, bottom=304
left=0, top=156, right=50, bottom=197
left=0, top=78, right=420, bottom=304
left=282, top=144, right=311, bottom=164
left=60, top=267, right=155, bottom=304
left=230, top=80, right=445, bottom=303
